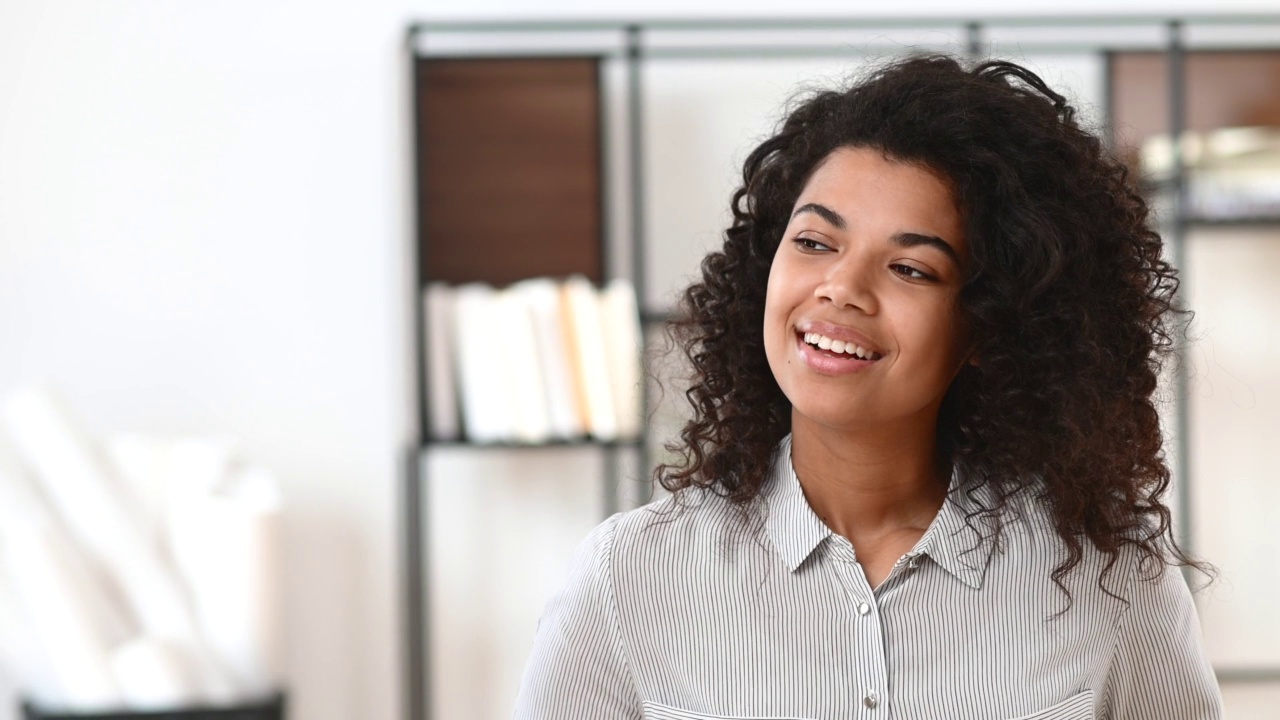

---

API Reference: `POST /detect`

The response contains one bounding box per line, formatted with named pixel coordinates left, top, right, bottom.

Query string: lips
left=794, top=320, right=884, bottom=355
left=793, top=331, right=881, bottom=376
left=800, top=331, right=882, bottom=361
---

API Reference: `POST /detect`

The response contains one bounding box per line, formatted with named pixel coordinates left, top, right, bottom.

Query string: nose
left=814, top=251, right=878, bottom=314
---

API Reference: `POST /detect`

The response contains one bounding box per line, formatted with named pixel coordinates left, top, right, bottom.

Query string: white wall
left=0, top=4, right=413, bottom=720
left=2, top=3, right=1278, bottom=720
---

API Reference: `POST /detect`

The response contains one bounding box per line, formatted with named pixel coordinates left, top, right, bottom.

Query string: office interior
left=3, top=3, right=1280, bottom=720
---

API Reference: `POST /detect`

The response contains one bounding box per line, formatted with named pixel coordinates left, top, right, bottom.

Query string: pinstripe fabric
left=513, top=435, right=1223, bottom=720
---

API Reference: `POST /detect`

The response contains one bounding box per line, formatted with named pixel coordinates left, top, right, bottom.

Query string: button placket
left=824, top=542, right=889, bottom=718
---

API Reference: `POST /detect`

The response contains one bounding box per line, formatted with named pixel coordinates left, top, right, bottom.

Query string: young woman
left=514, top=54, right=1222, bottom=720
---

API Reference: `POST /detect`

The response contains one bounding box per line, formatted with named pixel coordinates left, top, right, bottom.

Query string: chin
left=787, top=397, right=867, bottom=432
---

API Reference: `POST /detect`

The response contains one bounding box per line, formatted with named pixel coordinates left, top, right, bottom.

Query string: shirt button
left=857, top=602, right=871, bottom=616
left=863, top=692, right=879, bottom=709
left=906, top=554, right=920, bottom=570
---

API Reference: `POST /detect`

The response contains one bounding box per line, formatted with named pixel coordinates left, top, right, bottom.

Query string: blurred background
left=4, top=2, right=1280, bottom=720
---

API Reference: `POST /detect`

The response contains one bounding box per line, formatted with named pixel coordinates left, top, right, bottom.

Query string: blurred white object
left=1, top=385, right=238, bottom=703
left=453, top=283, right=514, bottom=443
left=110, top=638, right=199, bottom=710
left=510, top=278, right=585, bottom=440
left=104, top=434, right=174, bottom=551
left=1141, top=126, right=1280, bottom=218
left=104, top=434, right=284, bottom=703
left=0, top=433, right=134, bottom=708
left=600, top=279, right=644, bottom=440
left=562, top=275, right=619, bottom=441
left=1141, top=126, right=1280, bottom=176
left=4, top=526, right=123, bottom=709
left=0, top=562, right=63, bottom=707
left=423, top=283, right=461, bottom=441
left=497, top=288, right=553, bottom=443
left=163, top=438, right=283, bottom=698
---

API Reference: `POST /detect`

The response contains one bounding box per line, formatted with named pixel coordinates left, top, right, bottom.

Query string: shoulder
left=992, top=489, right=1219, bottom=716
left=580, top=488, right=770, bottom=596
left=984, top=479, right=1180, bottom=605
left=608, top=488, right=761, bottom=561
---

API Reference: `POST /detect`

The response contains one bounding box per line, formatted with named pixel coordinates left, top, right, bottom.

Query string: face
left=763, top=146, right=970, bottom=436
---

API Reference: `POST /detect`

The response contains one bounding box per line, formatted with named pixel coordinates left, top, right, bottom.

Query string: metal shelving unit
left=406, top=14, right=1280, bottom=720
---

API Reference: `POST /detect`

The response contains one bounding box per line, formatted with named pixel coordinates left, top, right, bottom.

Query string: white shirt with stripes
left=514, top=434, right=1223, bottom=720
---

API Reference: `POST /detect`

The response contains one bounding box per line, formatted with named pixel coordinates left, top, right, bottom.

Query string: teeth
left=802, top=331, right=879, bottom=360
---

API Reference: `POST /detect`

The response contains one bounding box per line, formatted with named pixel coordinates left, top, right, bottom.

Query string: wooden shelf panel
left=417, top=58, right=603, bottom=286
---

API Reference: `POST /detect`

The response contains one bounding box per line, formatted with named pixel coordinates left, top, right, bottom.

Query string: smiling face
left=763, top=145, right=970, bottom=436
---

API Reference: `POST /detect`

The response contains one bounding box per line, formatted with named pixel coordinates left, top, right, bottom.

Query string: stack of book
left=421, top=276, right=644, bottom=444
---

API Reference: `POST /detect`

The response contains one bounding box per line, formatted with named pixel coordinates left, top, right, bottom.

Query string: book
left=423, top=284, right=460, bottom=441
left=495, top=288, right=552, bottom=443
left=509, top=279, right=584, bottom=440
left=600, top=279, right=644, bottom=440
left=452, top=284, right=513, bottom=443
left=560, top=276, right=619, bottom=441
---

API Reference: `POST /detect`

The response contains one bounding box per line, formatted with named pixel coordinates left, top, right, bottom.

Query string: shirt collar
left=761, top=434, right=831, bottom=573
left=914, top=470, right=999, bottom=590
left=761, top=434, right=999, bottom=589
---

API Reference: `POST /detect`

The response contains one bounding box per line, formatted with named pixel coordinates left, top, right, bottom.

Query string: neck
left=789, top=410, right=950, bottom=540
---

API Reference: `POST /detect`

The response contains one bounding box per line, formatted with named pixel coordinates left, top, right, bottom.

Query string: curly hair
left=656, top=52, right=1204, bottom=596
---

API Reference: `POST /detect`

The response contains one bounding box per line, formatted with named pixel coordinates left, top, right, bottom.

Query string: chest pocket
left=1006, top=690, right=1094, bottom=720
left=641, top=702, right=815, bottom=720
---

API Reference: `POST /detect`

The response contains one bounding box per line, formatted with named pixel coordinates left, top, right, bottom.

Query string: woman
left=514, top=53, right=1222, bottom=720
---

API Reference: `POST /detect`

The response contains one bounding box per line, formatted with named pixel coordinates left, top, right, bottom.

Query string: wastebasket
left=19, top=693, right=285, bottom=720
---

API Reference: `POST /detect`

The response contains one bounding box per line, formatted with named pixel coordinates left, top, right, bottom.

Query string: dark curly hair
left=656, top=52, right=1205, bottom=596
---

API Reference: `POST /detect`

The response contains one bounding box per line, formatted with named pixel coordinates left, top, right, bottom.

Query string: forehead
left=792, top=147, right=965, bottom=251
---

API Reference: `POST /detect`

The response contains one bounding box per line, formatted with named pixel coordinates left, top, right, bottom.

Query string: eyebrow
left=791, top=202, right=961, bottom=267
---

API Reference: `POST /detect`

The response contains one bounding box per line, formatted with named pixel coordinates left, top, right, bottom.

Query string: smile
left=794, top=331, right=882, bottom=376
left=801, top=332, right=883, bottom=361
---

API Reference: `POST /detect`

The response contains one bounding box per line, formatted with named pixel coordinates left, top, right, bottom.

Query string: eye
left=891, top=264, right=936, bottom=281
left=794, top=236, right=832, bottom=252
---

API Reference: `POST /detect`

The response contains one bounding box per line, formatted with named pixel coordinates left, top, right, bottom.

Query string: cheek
left=900, top=304, right=965, bottom=370
left=763, top=271, right=795, bottom=375
left=762, top=293, right=787, bottom=361
left=763, top=263, right=791, bottom=331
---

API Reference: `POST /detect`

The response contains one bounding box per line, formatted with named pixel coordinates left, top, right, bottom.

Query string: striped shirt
left=514, top=434, right=1223, bottom=720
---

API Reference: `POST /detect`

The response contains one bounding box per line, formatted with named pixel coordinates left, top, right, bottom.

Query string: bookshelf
left=406, top=35, right=652, bottom=720
left=408, top=15, right=1280, bottom=720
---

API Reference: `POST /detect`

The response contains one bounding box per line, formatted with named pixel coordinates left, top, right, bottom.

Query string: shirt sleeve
left=513, top=514, right=642, bottom=720
left=1106, top=559, right=1223, bottom=720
